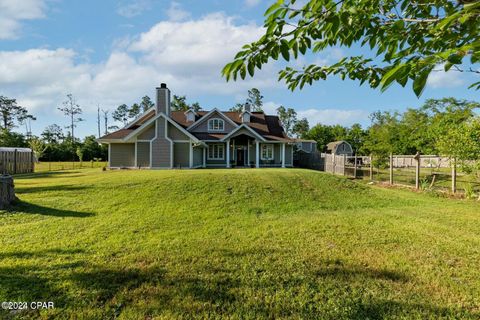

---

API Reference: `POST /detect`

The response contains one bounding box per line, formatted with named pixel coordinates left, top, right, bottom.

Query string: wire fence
left=297, top=152, right=478, bottom=196
left=34, top=161, right=108, bottom=173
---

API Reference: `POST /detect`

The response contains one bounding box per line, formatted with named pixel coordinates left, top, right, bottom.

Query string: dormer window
left=185, top=109, right=197, bottom=123
left=208, top=118, right=224, bottom=132
left=186, top=113, right=195, bottom=122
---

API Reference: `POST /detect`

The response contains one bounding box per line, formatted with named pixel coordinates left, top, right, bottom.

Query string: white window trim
left=260, top=144, right=274, bottom=160
left=207, top=144, right=225, bottom=160
left=208, top=118, right=225, bottom=132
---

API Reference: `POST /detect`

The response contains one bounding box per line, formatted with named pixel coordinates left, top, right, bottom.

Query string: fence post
left=389, top=153, right=393, bottom=185
left=353, top=154, right=357, bottom=179
left=343, top=154, right=346, bottom=176
left=332, top=154, right=336, bottom=175
left=451, top=158, right=456, bottom=194
left=414, top=152, right=421, bottom=190
left=370, top=154, right=373, bottom=181
left=30, top=151, right=34, bottom=173
left=13, top=149, right=17, bottom=175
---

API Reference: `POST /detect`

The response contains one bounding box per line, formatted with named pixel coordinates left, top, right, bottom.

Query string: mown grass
left=1, top=168, right=480, bottom=319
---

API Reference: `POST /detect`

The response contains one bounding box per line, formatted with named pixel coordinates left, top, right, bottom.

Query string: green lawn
left=1, top=169, right=480, bottom=319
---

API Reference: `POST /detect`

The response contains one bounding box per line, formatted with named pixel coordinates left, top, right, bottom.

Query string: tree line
left=295, top=98, right=480, bottom=171
left=3, top=89, right=479, bottom=171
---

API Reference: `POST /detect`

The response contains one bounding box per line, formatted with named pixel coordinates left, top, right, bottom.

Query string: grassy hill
left=1, top=168, right=480, bottom=319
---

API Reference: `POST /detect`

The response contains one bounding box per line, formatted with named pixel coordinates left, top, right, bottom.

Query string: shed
left=326, top=140, right=353, bottom=156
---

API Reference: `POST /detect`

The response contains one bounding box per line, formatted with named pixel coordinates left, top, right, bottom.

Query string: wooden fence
left=0, top=149, right=34, bottom=174
left=298, top=152, right=372, bottom=177
left=296, top=151, right=462, bottom=194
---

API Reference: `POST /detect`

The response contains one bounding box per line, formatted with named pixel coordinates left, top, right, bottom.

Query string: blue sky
left=0, top=0, right=478, bottom=139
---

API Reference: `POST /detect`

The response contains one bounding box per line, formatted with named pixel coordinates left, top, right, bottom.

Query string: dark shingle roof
left=170, top=110, right=291, bottom=142
left=100, top=129, right=136, bottom=140
left=100, top=109, right=292, bottom=142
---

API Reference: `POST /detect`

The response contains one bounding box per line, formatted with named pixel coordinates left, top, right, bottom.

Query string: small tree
left=76, top=147, right=84, bottom=167
left=29, top=138, right=47, bottom=162
left=276, top=106, right=297, bottom=136
left=58, top=94, right=83, bottom=143
left=437, top=118, right=480, bottom=198
left=246, top=88, right=264, bottom=112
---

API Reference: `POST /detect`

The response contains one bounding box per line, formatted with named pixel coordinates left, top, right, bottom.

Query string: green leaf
left=240, top=64, right=247, bottom=80
left=444, top=61, right=453, bottom=72
left=264, top=2, right=281, bottom=17
left=247, top=61, right=255, bottom=77
left=280, top=40, right=290, bottom=61
left=447, top=54, right=463, bottom=64
left=468, top=81, right=480, bottom=90
left=380, top=64, right=406, bottom=91
left=413, top=68, right=432, bottom=97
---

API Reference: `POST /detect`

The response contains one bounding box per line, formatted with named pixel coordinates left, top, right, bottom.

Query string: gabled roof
left=99, top=108, right=293, bottom=143
left=221, top=124, right=266, bottom=142
left=98, top=111, right=205, bottom=145
left=170, top=110, right=292, bottom=142
left=186, top=108, right=239, bottom=131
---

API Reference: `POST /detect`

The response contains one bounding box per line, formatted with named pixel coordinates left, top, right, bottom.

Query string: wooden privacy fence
left=0, top=148, right=34, bottom=174
left=298, top=152, right=372, bottom=178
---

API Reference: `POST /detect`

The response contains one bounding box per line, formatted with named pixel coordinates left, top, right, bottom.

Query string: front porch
left=204, top=133, right=292, bottom=168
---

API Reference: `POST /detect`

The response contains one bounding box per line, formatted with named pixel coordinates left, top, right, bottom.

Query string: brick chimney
left=156, top=83, right=171, bottom=116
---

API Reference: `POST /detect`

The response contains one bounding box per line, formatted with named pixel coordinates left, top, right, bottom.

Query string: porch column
left=226, top=140, right=230, bottom=168
left=255, top=140, right=260, bottom=168
left=247, top=140, right=250, bottom=165
left=202, top=147, right=206, bottom=168
left=281, top=143, right=286, bottom=168
left=189, top=141, right=193, bottom=168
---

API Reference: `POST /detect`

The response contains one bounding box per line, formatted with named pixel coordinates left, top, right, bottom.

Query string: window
left=261, top=144, right=274, bottom=160
left=208, top=118, right=224, bottom=131
left=208, top=144, right=225, bottom=160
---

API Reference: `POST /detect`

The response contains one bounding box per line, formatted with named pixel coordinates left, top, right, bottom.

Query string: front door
left=236, top=149, right=245, bottom=166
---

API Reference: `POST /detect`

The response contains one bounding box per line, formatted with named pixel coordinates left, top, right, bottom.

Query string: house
left=97, top=83, right=294, bottom=169
left=326, top=140, right=353, bottom=156
left=293, top=139, right=317, bottom=153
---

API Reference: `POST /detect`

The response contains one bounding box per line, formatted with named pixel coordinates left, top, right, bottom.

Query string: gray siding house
left=98, top=84, right=294, bottom=169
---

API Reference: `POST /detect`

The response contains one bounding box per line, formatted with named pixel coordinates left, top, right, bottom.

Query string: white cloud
left=263, top=101, right=369, bottom=126
left=427, top=66, right=464, bottom=89
left=298, top=108, right=369, bottom=126
left=166, top=1, right=191, bottom=22
left=128, top=13, right=277, bottom=93
left=117, top=0, right=151, bottom=18
left=0, top=13, right=279, bottom=118
left=245, top=0, right=261, bottom=7
left=0, top=0, right=46, bottom=39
